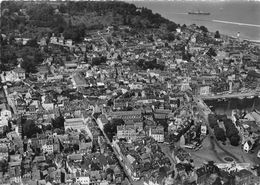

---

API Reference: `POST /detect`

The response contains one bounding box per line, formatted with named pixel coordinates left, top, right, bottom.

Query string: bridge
left=199, top=91, right=260, bottom=100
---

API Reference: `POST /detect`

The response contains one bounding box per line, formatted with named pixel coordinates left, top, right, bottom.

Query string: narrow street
left=159, top=143, right=177, bottom=177
left=3, top=85, right=17, bottom=114
left=92, top=117, right=134, bottom=184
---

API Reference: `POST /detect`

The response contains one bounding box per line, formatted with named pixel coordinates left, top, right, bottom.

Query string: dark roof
left=234, top=169, right=253, bottom=178
left=196, top=167, right=207, bottom=177
left=13, top=67, right=25, bottom=73
left=248, top=71, right=260, bottom=78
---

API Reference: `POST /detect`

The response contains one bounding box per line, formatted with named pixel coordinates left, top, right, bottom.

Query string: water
left=132, top=1, right=260, bottom=41
left=205, top=97, right=260, bottom=116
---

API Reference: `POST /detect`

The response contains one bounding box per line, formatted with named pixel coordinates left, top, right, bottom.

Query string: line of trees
left=137, top=58, right=165, bottom=70
left=222, top=118, right=240, bottom=146
left=208, top=114, right=226, bottom=142
left=208, top=114, right=240, bottom=146
left=103, top=118, right=124, bottom=141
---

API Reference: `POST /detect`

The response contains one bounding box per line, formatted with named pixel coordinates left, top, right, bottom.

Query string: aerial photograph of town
left=0, top=0, right=259, bottom=184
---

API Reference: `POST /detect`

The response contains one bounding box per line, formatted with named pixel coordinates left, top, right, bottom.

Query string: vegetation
left=207, top=47, right=217, bottom=57
left=103, top=118, right=124, bottom=141
left=161, top=32, right=175, bottom=42
left=214, top=30, right=221, bottom=39
left=208, top=114, right=218, bottom=128
left=92, top=56, right=107, bottom=66
left=0, top=1, right=178, bottom=71
left=137, top=58, right=165, bottom=70
left=209, top=114, right=227, bottom=142
left=1, top=1, right=175, bottom=42
left=51, top=116, right=65, bottom=129
left=1, top=42, right=45, bottom=72
left=209, top=114, right=240, bottom=145
left=22, top=118, right=41, bottom=138
left=199, top=25, right=208, bottom=33
left=223, top=118, right=240, bottom=146
left=214, top=127, right=226, bottom=142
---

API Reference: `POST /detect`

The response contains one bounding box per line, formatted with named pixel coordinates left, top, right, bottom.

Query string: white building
left=64, top=118, right=86, bottom=131
left=41, top=96, right=54, bottom=111
left=199, top=86, right=210, bottom=96
left=149, top=126, right=164, bottom=143
left=76, top=176, right=90, bottom=185
left=42, top=144, right=54, bottom=154
left=0, top=103, right=12, bottom=127
left=1, top=66, right=26, bottom=82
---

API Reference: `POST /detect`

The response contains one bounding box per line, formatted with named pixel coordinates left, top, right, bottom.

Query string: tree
left=22, top=119, right=41, bottom=138
left=207, top=47, right=217, bottom=57
left=33, top=51, right=44, bottom=64
left=212, top=177, right=222, bottom=185
left=21, top=60, right=37, bottom=73
left=107, top=36, right=112, bottom=45
left=208, top=114, right=218, bottom=128
left=52, top=116, right=65, bottom=129
left=73, top=144, right=79, bottom=151
left=214, top=127, right=226, bottom=142
left=0, top=159, right=8, bottom=174
left=92, top=56, right=107, bottom=66
left=117, top=54, right=122, bottom=61
left=63, top=25, right=85, bottom=42
left=112, top=118, right=124, bottom=126
left=167, top=22, right=178, bottom=32
left=147, top=35, right=154, bottom=42
left=104, top=119, right=124, bottom=141
left=43, top=124, right=52, bottom=131
left=223, top=119, right=239, bottom=138
left=214, top=30, right=220, bottom=39
left=26, top=38, right=39, bottom=48
left=229, top=134, right=240, bottom=146
left=158, top=166, right=168, bottom=180
left=165, top=32, right=175, bottom=42
left=181, top=24, right=186, bottom=29
left=199, top=26, right=208, bottom=33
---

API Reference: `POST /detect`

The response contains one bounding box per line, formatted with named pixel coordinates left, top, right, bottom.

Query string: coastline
left=132, top=1, right=260, bottom=42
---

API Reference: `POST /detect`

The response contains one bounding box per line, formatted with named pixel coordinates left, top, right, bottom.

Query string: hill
left=0, top=1, right=178, bottom=41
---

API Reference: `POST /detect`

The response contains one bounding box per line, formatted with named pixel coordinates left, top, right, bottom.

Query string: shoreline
left=132, top=1, right=260, bottom=43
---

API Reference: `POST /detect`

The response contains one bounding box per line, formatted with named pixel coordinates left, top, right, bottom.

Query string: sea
left=132, top=0, right=260, bottom=42
left=131, top=0, right=260, bottom=115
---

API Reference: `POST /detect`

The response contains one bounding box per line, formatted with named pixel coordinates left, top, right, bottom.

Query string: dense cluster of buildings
left=1, top=5, right=260, bottom=185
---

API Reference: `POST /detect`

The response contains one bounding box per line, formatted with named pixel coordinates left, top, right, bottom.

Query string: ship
left=188, top=10, right=210, bottom=15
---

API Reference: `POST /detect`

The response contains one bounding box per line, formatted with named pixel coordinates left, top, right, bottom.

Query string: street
left=92, top=116, right=134, bottom=184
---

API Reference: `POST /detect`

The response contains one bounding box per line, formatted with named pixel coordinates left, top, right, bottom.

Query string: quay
left=199, top=91, right=260, bottom=101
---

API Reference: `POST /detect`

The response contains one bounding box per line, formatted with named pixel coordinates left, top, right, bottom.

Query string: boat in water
left=188, top=10, right=210, bottom=15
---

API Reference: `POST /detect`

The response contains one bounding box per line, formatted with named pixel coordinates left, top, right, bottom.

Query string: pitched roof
left=234, top=169, right=253, bottom=178
left=13, top=67, right=25, bottom=73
